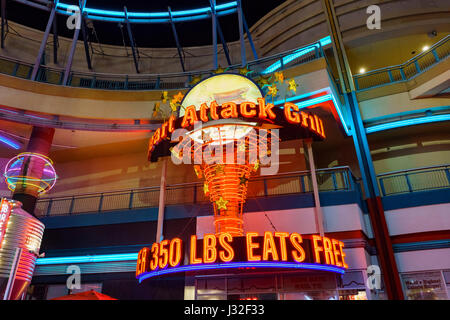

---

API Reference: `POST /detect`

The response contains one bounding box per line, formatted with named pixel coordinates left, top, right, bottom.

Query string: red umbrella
left=51, top=290, right=117, bottom=300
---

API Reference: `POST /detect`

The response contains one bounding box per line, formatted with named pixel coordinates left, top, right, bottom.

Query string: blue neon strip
left=275, top=95, right=332, bottom=109
left=366, top=114, right=450, bottom=133
left=261, top=36, right=332, bottom=75
left=10, top=158, right=23, bottom=169
left=72, top=9, right=237, bottom=24
left=55, top=1, right=237, bottom=20
left=273, top=88, right=330, bottom=106
left=0, top=135, right=20, bottom=149
left=138, top=261, right=346, bottom=282
left=296, top=94, right=332, bottom=108
left=272, top=88, right=350, bottom=136
left=36, top=253, right=139, bottom=265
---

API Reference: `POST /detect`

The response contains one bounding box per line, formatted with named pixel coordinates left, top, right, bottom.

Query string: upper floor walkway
left=0, top=35, right=448, bottom=93
left=18, top=164, right=449, bottom=219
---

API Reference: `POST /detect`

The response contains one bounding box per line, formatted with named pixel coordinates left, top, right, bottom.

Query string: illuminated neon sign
left=0, top=198, right=12, bottom=249
left=147, top=99, right=326, bottom=159
left=136, top=232, right=348, bottom=282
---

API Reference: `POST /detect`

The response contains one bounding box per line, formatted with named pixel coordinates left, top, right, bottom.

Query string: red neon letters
left=148, top=99, right=327, bottom=157
left=136, top=232, right=348, bottom=277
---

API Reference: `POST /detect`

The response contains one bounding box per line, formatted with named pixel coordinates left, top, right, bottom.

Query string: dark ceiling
left=5, top=0, right=286, bottom=48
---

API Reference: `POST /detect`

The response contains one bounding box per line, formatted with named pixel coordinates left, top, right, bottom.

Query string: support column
left=242, top=13, right=258, bottom=60
left=31, top=5, right=56, bottom=81
left=210, top=0, right=231, bottom=66
left=168, top=6, right=185, bottom=72
left=236, top=0, right=246, bottom=66
left=62, top=21, right=81, bottom=85
left=52, top=13, right=58, bottom=64
left=156, top=158, right=167, bottom=243
left=320, top=0, right=404, bottom=299
left=124, top=6, right=140, bottom=73
left=13, top=127, right=55, bottom=215
left=305, top=139, right=325, bottom=236
left=210, top=0, right=218, bottom=69
left=1, top=0, right=6, bottom=49
left=81, top=17, right=92, bottom=70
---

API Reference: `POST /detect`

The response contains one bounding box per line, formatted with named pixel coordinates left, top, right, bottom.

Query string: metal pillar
left=1, top=0, right=5, bottom=49
left=62, top=25, right=80, bottom=85
left=156, top=158, right=167, bottom=243
left=216, top=21, right=232, bottom=66
left=31, top=5, right=56, bottom=81
left=210, top=0, right=218, bottom=69
left=52, top=13, right=58, bottom=64
left=124, top=6, right=139, bottom=73
left=168, top=6, right=185, bottom=72
left=236, top=0, right=246, bottom=66
left=242, top=13, right=258, bottom=60
left=305, top=139, right=325, bottom=236
left=81, top=17, right=92, bottom=70
left=321, top=0, right=404, bottom=300
left=62, top=0, right=86, bottom=85
left=209, top=0, right=231, bottom=66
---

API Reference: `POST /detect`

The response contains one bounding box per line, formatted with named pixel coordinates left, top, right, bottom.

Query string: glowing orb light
left=4, top=152, right=57, bottom=194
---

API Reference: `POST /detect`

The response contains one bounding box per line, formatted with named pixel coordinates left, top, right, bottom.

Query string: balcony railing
left=0, top=39, right=326, bottom=91
left=6, top=164, right=450, bottom=216
left=377, top=164, right=450, bottom=196
left=353, top=35, right=450, bottom=91
left=34, top=166, right=356, bottom=217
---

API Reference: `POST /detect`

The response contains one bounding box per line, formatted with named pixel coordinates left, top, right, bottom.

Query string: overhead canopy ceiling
left=5, top=0, right=286, bottom=48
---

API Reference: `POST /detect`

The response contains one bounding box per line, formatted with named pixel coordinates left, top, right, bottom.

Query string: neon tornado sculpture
left=174, top=123, right=275, bottom=236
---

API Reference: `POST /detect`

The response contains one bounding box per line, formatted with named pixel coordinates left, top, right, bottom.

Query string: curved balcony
left=28, top=164, right=450, bottom=217
left=0, top=37, right=329, bottom=90
left=353, top=35, right=450, bottom=91
left=33, top=166, right=357, bottom=217
left=0, top=35, right=448, bottom=93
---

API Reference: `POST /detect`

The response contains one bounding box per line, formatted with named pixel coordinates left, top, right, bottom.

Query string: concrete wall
left=359, top=92, right=450, bottom=120
left=385, top=203, right=450, bottom=236
left=369, top=123, right=450, bottom=174
left=196, top=203, right=369, bottom=237
left=196, top=203, right=372, bottom=272
left=395, top=248, right=450, bottom=273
